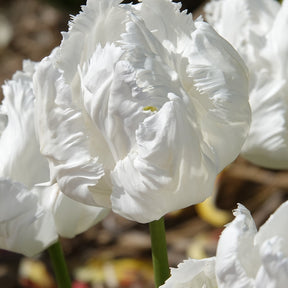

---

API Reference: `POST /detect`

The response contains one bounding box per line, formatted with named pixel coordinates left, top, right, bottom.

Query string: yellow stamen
left=143, top=106, right=158, bottom=112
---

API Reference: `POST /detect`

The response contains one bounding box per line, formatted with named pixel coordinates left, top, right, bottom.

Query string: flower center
left=143, top=106, right=158, bottom=112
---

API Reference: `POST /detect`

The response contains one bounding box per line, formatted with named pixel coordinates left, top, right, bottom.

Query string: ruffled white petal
left=137, top=0, right=196, bottom=55
left=254, top=201, right=288, bottom=287
left=255, top=237, right=288, bottom=288
left=0, top=179, right=58, bottom=257
left=241, top=76, right=288, bottom=169
left=34, top=57, right=106, bottom=207
left=255, top=201, right=288, bottom=249
left=205, top=0, right=279, bottom=61
left=160, top=257, right=217, bottom=288
left=57, top=0, right=126, bottom=83
left=260, top=0, right=288, bottom=77
left=216, top=204, right=259, bottom=288
left=186, top=20, right=250, bottom=171
left=52, top=192, right=110, bottom=237
left=0, top=60, right=49, bottom=187
left=80, top=44, right=132, bottom=162
left=111, top=99, right=215, bottom=223
left=34, top=183, right=110, bottom=238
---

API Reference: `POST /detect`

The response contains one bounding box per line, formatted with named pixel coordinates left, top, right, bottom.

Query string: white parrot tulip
left=160, top=202, right=288, bottom=288
left=0, top=60, right=109, bottom=257
left=34, top=0, right=250, bottom=223
left=206, top=0, right=288, bottom=169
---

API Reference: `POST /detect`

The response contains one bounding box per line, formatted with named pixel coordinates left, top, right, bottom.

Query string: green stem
left=149, top=217, right=170, bottom=288
left=48, top=241, right=71, bottom=288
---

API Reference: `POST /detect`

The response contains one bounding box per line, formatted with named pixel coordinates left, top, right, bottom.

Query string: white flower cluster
left=0, top=5, right=286, bottom=288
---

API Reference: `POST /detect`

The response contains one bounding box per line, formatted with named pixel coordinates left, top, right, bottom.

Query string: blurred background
left=0, top=0, right=287, bottom=287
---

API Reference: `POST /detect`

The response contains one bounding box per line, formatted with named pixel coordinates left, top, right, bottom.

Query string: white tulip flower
left=160, top=202, right=288, bottom=288
left=34, top=0, right=250, bottom=223
left=160, top=257, right=217, bottom=288
left=0, top=60, right=109, bottom=257
left=216, top=202, right=288, bottom=288
left=206, top=0, right=288, bottom=169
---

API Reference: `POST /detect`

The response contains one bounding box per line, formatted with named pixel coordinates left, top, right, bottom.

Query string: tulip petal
left=254, top=201, right=288, bottom=287
left=0, top=60, right=49, bottom=187
left=80, top=43, right=135, bottom=162
left=255, top=237, right=288, bottom=288
left=261, top=0, right=288, bottom=76
left=241, top=77, right=288, bottom=169
left=205, top=0, right=279, bottom=59
left=137, top=0, right=196, bottom=54
left=216, top=204, right=259, bottom=288
left=0, top=179, right=57, bottom=257
left=34, top=57, right=106, bottom=207
left=53, top=192, right=110, bottom=237
left=186, top=21, right=250, bottom=171
left=160, top=257, right=217, bottom=288
left=57, top=0, right=126, bottom=83
left=111, top=99, right=215, bottom=223
left=34, top=183, right=110, bottom=238
left=255, top=201, right=288, bottom=249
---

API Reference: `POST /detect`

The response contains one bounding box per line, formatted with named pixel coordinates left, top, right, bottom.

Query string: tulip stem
left=149, top=217, right=170, bottom=287
left=48, top=241, right=71, bottom=288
